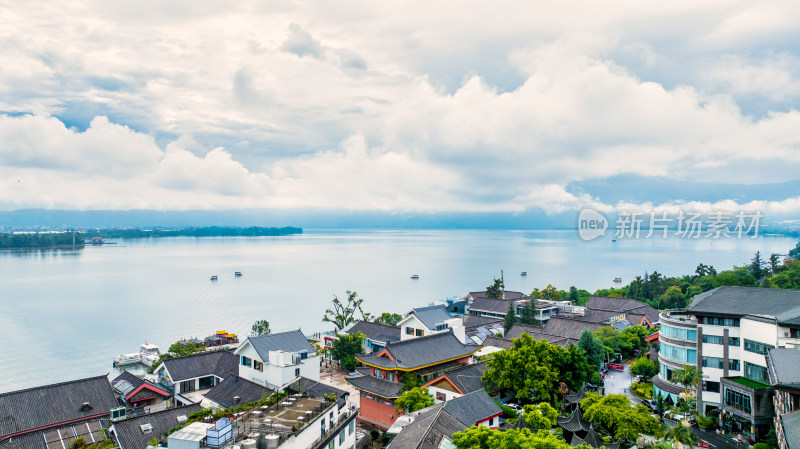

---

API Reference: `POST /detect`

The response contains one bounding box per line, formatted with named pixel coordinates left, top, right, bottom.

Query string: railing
left=308, top=408, right=356, bottom=449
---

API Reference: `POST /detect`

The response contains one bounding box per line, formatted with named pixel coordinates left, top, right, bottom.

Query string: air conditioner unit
left=140, top=423, right=153, bottom=434
left=177, top=415, right=188, bottom=424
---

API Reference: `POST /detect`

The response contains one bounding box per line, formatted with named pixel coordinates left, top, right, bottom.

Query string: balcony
left=660, top=311, right=698, bottom=328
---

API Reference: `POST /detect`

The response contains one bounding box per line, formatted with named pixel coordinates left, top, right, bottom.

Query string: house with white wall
left=398, top=305, right=465, bottom=342
left=153, top=351, right=238, bottom=404
left=233, top=330, right=320, bottom=390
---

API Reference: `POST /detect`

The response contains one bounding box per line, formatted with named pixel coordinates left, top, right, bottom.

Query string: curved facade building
left=653, top=311, right=699, bottom=405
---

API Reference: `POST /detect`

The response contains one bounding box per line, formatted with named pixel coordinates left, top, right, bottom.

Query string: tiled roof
left=386, top=405, right=466, bottom=449
left=112, top=372, right=145, bottom=392
left=564, top=384, right=589, bottom=404
left=571, top=425, right=620, bottom=449
left=468, top=298, right=512, bottom=315
left=557, top=406, right=590, bottom=433
left=0, top=375, right=117, bottom=439
left=586, top=296, right=659, bottom=326
left=0, top=419, right=107, bottom=449
left=345, top=321, right=401, bottom=344
left=689, top=287, right=800, bottom=324
left=438, top=362, right=489, bottom=395
left=244, top=330, right=316, bottom=361
left=462, top=315, right=503, bottom=330
left=538, top=316, right=604, bottom=341
left=286, top=377, right=348, bottom=400
left=111, top=404, right=201, bottom=449
left=767, top=348, right=800, bottom=388
left=441, top=390, right=501, bottom=426
left=781, top=411, right=800, bottom=449
left=356, top=332, right=479, bottom=371
left=407, top=306, right=453, bottom=330
left=344, top=376, right=403, bottom=399
left=465, top=291, right=527, bottom=301
left=161, top=351, right=238, bottom=382
left=505, top=324, right=542, bottom=340
left=481, top=336, right=513, bottom=349
left=203, top=375, right=273, bottom=409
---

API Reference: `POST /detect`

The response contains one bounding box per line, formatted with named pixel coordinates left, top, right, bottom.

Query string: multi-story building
left=653, top=286, right=800, bottom=440
left=767, top=348, right=800, bottom=449
left=234, top=330, right=320, bottom=390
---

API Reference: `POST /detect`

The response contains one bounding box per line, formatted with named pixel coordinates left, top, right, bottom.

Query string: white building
left=397, top=305, right=465, bottom=342
left=234, top=330, right=320, bottom=390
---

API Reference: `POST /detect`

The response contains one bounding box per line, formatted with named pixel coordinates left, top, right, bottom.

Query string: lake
left=0, top=229, right=795, bottom=392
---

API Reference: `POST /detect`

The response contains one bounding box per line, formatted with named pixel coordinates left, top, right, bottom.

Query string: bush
left=631, top=382, right=653, bottom=399
left=496, top=401, right=519, bottom=420
left=697, top=416, right=714, bottom=430
left=753, top=443, right=770, bottom=449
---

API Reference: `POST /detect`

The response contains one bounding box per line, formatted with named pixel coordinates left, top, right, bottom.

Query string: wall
left=235, top=341, right=320, bottom=389
left=360, top=396, right=398, bottom=429
left=426, top=384, right=462, bottom=403
left=399, top=315, right=428, bottom=341
left=280, top=402, right=356, bottom=449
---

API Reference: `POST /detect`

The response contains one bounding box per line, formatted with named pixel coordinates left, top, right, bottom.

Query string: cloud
left=280, top=24, right=324, bottom=58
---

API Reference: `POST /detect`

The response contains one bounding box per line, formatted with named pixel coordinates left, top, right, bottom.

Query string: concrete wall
left=360, top=396, right=398, bottom=429
left=235, top=341, right=320, bottom=389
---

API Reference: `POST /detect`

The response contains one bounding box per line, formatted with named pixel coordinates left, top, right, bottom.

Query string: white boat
left=113, top=343, right=161, bottom=367
left=113, top=352, right=142, bottom=367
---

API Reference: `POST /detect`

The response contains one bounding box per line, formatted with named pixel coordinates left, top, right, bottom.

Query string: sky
left=3, top=1, right=800, bottom=219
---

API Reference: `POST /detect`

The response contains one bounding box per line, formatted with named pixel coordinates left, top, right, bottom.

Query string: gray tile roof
left=537, top=316, right=604, bottom=341
left=0, top=375, right=117, bottom=438
left=505, top=324, right=542, bottom=340
left=0, top=419, right=108, bottom=449
left=408, top=306, right=453, bottom=330
left=112, top=372, right=146, bottom=394
left=356, top=331, right=479, bottom=370
left=344, top=376, right=404, bottom=399
left=586, top=296, right=659, bottom=326
left=111, top=404, right=201, bottom=449
left=386, top=405, right=466, bottom=449
left=286, top=378, right=348, bottom=400
left=571, top=426, right=620, bottom=449
left=345, top=321, right=401, bottom=344
left=481, top=336, right=513, bottom=349
left=203, top=375, right=273, bottom=409
left=161, top=351, right=238, bottom=382
left=468, top=298, right=512, bottom=315
left=244, top=330, right=316, bottom=361
left=506, top=322, right=581, bottom=347
left=689, top=287, right=800, bottom=324
left=767, top=348, right=800, bottom=388
left=465, top=291, right=527, bottom=301
left=781, top=410, right=800, bottom=449
left=462, top=315, right=503, bottom=330
left=557, top=407, right=590, bottom=433
left=437, top=362, right=489, bottom=395
left=441, top=390, right=501, bottom=426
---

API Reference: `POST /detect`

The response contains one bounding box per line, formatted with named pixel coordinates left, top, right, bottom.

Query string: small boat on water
left=234, top=271, right=242, bottom=277
left=521, top=271, right=527, bottom=276
left=410, top=274, right=419, bottom=279
left=210, top=275, right=218, bottom=281
left=613, top=277, right=622, bottom=283
left=114, top=343, right=161, bottom=367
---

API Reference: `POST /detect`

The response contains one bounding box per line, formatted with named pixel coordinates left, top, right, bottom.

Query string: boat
left=234, top=271, right=242, bottom=277
left=521, top=272, right=527, bottom=276
left=613, top=277, right=622, bottom=283
left=410, top=275, right=419, bottom=279
left=210, top=275, right=218, bottom=281
left=113, top=352, right=142, bottom=367
left=140, top=343, right=161, bottom=367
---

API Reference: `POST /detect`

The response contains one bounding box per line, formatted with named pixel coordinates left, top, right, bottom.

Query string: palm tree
left=670, top=365, right=704, bottom=395
left=665, top=420, right=697, bottom=447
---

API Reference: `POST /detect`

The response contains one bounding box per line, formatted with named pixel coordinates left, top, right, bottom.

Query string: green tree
left=540, top=284, right=561, bottom=301
left=578, top=328, right=605, bottom=368
left=329, top=331, right=365, bottom=371
left=400, top=373, right=422, bottom=392
left=452, top=426, right=589, bottom=449
left=630, top=356, right=659, bottom=379
left=519, top=300, right=537, bottom=325
left=790, top=240, right=800, bottom=259
left=665, top=420, right=697, bottom=446
left=670, top=365, right=704, bottom=395
left=659, top=286, right=686, bottom=309
left=553, top=344, right=599, bottom=392
left=504, top=301, right=517, bottom=333
left=486, top=278, right=504, bottom=299
left=250, top=320, right=271, bottom=336
left=395, top=387, right=434, bottom=413
left=769, top=253, right=781, bottom=275
left=580, top=392, right=661, bottom=441
left=322, top=290, right=368, bottom=330
left=373, top=313, right=403, bottom=326
left=483, top=334, right=560, bottom=402
left=522, top=402, right=558, bottom=429
left=750, top=251, right=765, bottom=280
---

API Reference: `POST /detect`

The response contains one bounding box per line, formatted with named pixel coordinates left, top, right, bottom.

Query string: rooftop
left=345, top=321, right=401, bottom=344
left=725, top=377, right=771, bottom=390
left=406, top=305, right=453, bottom=330
left=344, top=375, right=404, bottom=399
left=423, top=362, right=489, bottom=395
left=689, top=286, right=800, bottom=324
left=441, top=390, right=501, bottom=426
left=768, top=348, right=800, bottom=388
left=385, top=405, right=466, bottom=449
left=242, top=330, right=316, bottom=361
left=112, top=403, right=202, bottom=449
left=203, top=374, right=273, bottom=409
left=160, top=350, right=238, bottom=382
left=355, top=331, right=479, bottom=371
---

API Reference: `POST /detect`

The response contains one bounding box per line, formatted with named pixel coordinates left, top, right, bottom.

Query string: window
left=328, top=441, right=334, bottom=449
left=660, top=342, right=697, bottom=364
left=724, top=386, right=752, bottom=415
left=375, top=370, right=385, bottom=380
left=729, top=359, right=740, bottom=371
left=791, top=328, right=800, bottom=338
left=300, top=351, right=308, bottom=360
left=295, top=368, right=301, bottom=377
left=415, top=329, right=424, bottom=337
left=699, top=316, right=740, bottom=327
left=339, top=430, right=345, bottom=444
left=729, top=337, right=740, bottom=346
left=436, top=324, right=449, bottom=331
left=241, top=356, right=252, bottom=367
left=349, top=420, right=355, bottom=435
left=254, top=361, right=263, bottom=372
left=702, top=356, right=724, bottom=369
left=744, top=339, right=774, bottom=355
left=488, top=417, right=494, bottom=426
left=180, top=380, right=196, bottom=393
left=703, top=380, right=720, bottom=393
left=662, top=324, right=698, bottom=341
left=436, top=391, right=446, bottom=401
left=744, top=362, right=769, bottom=383
left=405, top=327, right=414, bottom=335
left=387, top=373, right=394, bottom=382
left=702, top=335, right=724, bottom=345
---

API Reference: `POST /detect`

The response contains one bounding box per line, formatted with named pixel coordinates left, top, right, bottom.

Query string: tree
left=670, top=365, right=704, bottom=395
left=400, top=373, right=422, bottom=392
left=373, top=313, right=403, bottom=326
left=578, top=329, right=605, bottom=369
left=522, top=402, right=558, bottom=429
left=553, top=344, right=599, bottom=392
left=486, top=278, right=504, bottom=299
left=580, top=392, right=661, bottom=441
left=329, top=331, right=365, bottom=371
left=483, top=334, right=560, bottom=402
left=395, top=387, right=434, bottom=413
left=790, top=240, right=800, bottom=259
left=322, top=290, right=368, bottom=330
left=540, top=284, right=561, bottom=301
left=665, top=419, right=697, bottom=446
left=452, top=426, right=586, bottom=449
left=250, top=320, right=271, bottom=336
left=630, top=356, right=659, bottom=379
left=519, top=300, right=537, bottom=325
left=659, top=286, right=686, bottom=310
left=504, top=301, right=517, bottom=333
left=751, top=251, right=766, bottom=280
left=769, top=253, right=781, bottom=275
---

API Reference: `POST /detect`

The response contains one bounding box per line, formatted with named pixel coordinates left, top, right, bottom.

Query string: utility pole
left=501, top=270, right=504, bottom=299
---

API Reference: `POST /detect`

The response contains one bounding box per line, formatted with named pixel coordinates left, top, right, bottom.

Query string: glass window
left=744, top=362, right=769, bottom=383
left=241, top=356, right=252, bottom=367
left=387, top=373, right=394, bottom=382
left=294, top=368, right=301, bottom=377
left=254, top=361, right=262, bottom=372
left=436, top=391, right=446, bottom=401
left=744, top=339, right=774, bottom=355
left=405, top=327, right=414, bottom=335
left=415, top=329, right=424, bottom=337
left=703, top=380, right=720, bottom=393
left=436, top=324, right=449, bottom=331
left=699, top=316, right=740, bottom=327
left=349, top=420, right=355, bottom=435
left=729, top=359, right=740, bottom=371
left=702, top=356, right=724, bottom=369
left=328, top=441, right=334, bottom=449
left=339, top=430, right=345, bottom=444
left=661, top=324, right=697, bottom=341
left=724, top=386, right=752, bottom=415
left=702, top=335, right=724, bottom=345
left=660, top=342, right=697, bottom=364
left=729, top=337, right=740, bottom=346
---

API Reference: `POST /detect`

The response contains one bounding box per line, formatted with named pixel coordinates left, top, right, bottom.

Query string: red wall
left=360, top=396, right=399, bottom=429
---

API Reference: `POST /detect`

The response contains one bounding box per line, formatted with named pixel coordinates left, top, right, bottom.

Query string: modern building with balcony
left=653, top=310, right=699, bottom=406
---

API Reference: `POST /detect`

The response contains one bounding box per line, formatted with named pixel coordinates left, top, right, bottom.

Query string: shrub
left=631, top=382, right=653, bottom=399
left=697, top=416, right=714, bottom=430
left=753, top=443, right=770, bottom=449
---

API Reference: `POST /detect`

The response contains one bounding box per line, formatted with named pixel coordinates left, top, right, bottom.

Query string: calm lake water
left=0, top=229, right=796, bottom=392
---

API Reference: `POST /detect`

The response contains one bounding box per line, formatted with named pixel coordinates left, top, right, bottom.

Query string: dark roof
left=407, top=306, right=453, bottom=330
left=0, top=375, right=117, bottom=438
left=689, top=287, right=800, bottom=324
left=767, top=349, right=800, bottom=388
left=441, top=390, right=501, bottom=426
left=245, top=330, right=316, bottom=360
left=346, top=321, right=401, bottom=344
left=462, top=315, right=503, bottom=330
left=356, top=332, right=479, bottom=370
left=481, top=336, right=513, bottom=349
left=0, top=419, right=109, bottom=449
left=286, top=378, right=348, bottom=400
left=111, top=404, right=201, bottom=449
left=586, top=296, right=659, bottom=326
left=112, top=372, right=146, bottom=392
left=465, top=291, right=527, bottom=301
left=571, top=425, right=620, bottom=449
left=203, top=375, right=273, bottom=409
left=505, top=324, right=542, bottom=340
left=386, top=405, right=466, bottom=449
left=557, top=406, right=590, bottom=433
left=161, top=351, right=238, bottom=382
left=537, top=316, right=604, bottom=341
left=509, top=415, right=534, bottom=431
left=432, top=362, right=489, bottom=395
left=344, top=376, right=403, bottom=399
left=781, top=411, right=800, bottom=449
left=564, top=384, right=589, bottom=404
left=469, top=298, right=512, bottom=315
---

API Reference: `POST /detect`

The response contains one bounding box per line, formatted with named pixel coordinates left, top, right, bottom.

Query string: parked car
left=643, top=399, right=658, bottom=412
left=505, top=403, right=524, bottom=414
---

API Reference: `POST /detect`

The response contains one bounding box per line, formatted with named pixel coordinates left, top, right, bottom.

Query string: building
left=203, top=374, right=273, bottom=410
left=153, top=350, right=239, bottom=403
left=0, top=375, right=118, bottom=449
left=461, top=315, right=504, bottom=345
left=111, top=371, right=172, bottom=416
left=653, top=286, right=800, bottom=440
left=341, top=321, right=401, bottom=354
left=422, top=361, right=490, bottom=403
left=109, top=404, right=202, bottom=449
left=584, top=296, right=659, bottom=328
left=234, top=330, right=320, bottom=390
left=767, top=348, right=800, bottom=449
left=397, top=305, right=465, bottom=343
left=346, top=331, right=480, bottom=429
